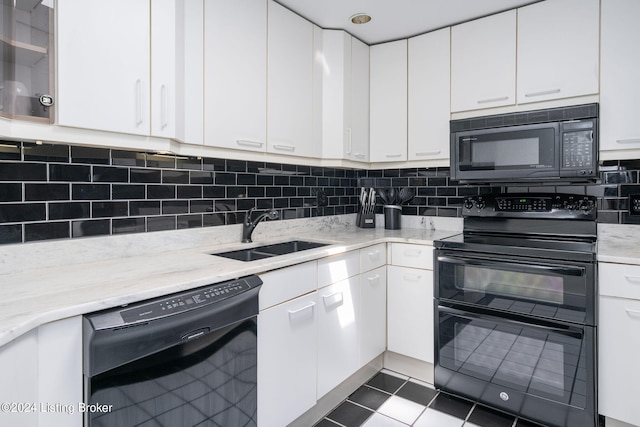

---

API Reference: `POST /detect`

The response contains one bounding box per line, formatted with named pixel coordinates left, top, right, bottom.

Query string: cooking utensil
left=378, top=188, right=389, bottom=205
left=398, top=187, right=414, bottom=205
left=388, top=188, right=397, bottom=205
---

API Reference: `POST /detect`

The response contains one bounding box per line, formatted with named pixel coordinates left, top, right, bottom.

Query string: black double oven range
left=434, top=193, right=598, bottom=427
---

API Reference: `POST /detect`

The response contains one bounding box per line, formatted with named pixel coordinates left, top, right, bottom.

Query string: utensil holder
left=384, top=205, right=402, bottom=230
left=356, top=210, right=376, bottom=228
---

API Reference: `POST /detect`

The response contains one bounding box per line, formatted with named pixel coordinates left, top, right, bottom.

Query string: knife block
left=356, top=210, right=375, bottom=228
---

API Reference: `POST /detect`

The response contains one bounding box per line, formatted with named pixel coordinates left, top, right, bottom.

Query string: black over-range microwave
left=450, top=103, right=598, bottom=183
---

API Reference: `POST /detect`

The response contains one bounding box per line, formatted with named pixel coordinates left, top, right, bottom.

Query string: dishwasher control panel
left=120, top=275, right=263, bottom=324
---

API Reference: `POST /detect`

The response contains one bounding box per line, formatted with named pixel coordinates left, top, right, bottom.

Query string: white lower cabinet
left=258, top=291, right=318, bottom=427
left=317, top=276, right=361, bottom=398
left=387, top=244, right=434, bottom=364
left=0, top=316, right=82, bottom=427
left=359, top=266, right=387, bottom=366
left=599, top=262, right=640, bottom=427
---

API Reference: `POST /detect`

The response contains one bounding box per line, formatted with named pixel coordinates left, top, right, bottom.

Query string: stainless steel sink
left=212, top=240, right=329, bottom=262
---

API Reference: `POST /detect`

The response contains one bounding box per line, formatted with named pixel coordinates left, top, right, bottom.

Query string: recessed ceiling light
left=350, top=13, right=371, bottom=24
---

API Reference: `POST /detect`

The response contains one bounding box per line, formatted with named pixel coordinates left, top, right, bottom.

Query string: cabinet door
left=267, top=1, right=314, bottom=157
left=317, top=277, right=360, bottom=397
left=57, top=0, right=150, bottom=135
left=359, top=266, right=387, bottom=365
left=321, top=30, right=350, bottom=160
left=387, top=265, right=433, bottom=363
left=599, top=296, right=640, bottom=426
left=517, top=0, right=599, bottom=104
left=601, top=0, right=640, bottom=151
left=408, top=28, right=450, bottom=162
left=258, top=292, right=317, bottom=427
left=370, top=40, right=408, bottom=162
left=349, top=37, right=370, bottom=162
left=151, top=0, right=176, bottom=139
left=204, top=0, right=266, bottom=152
left=0, top=330, right=38, bottom=427
left=451, top=10, right=516, bottom=112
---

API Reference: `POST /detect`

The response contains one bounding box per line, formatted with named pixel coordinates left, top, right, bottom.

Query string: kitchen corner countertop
left=0, top=218, right=460, bottom=347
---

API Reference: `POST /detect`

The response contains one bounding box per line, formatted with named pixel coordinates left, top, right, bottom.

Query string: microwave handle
left=437, top=304, right=584, bottom=338
left=436, top=255, right=585, bottom=277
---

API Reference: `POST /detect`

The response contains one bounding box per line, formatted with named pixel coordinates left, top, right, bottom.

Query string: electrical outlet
left=629, top=194, right=640, bottom=216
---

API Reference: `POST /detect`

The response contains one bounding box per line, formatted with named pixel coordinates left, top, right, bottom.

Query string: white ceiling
left=275, top=0, right=541, bottom=45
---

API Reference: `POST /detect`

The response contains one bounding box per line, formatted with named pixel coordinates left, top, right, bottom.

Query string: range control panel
left=463, top=193, right=596, bottom=220
left=120, top=275, right=262, bottom=324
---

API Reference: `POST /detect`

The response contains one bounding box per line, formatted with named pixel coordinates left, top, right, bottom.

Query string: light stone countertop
left=597, top=223, right=640, bottom=266
left=0, top=214, right=462, bottom=347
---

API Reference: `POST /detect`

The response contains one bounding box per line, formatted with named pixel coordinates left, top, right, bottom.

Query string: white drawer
left=599, top=262, right=640, bottom=300
left=259, top=261, right=317, bottom=310
left=390, top=243, right=433, bottom=270
left=359, top=243, right=386, bottom=272
left=317, top=250, right=360, bottom=288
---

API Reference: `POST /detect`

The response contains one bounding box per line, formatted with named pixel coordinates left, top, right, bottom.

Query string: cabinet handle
left=524, top=88, right=561, bottom=98
left=346, top=128, right=352, bottom=154
left=236, top=139, right=264, bottom=148
left=415, top=151, right=441, bottom=157
left=386, top=153, right=402, bottom=158
left=135, top=79, right=143, bottom=127
left=354, top=153, right=366, bottom=159
left=616, top=139, right=640, bottom=144
left=288, top=302, right=315, bottom=317
left=625, top=307, right=640, bottom=318
left=322, top=291, right=344, bottom=307
left=367, top=274, right=381, bottom=285
left=161, top=84, right=168, bottom=129
left=403, top=274, right=422, bottom=281
left=368, top=251, right=380, bottom=259
left=403, top=249, right=422, bottom=257
left=624, top=275, right=640, bottom=284
left=273, top=144, right=296, bottom=152
left=477, top=96, right=509, bottom=104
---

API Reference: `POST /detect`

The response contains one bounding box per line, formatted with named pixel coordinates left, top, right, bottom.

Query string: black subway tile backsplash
left=1, top=141, right=638, bottom=244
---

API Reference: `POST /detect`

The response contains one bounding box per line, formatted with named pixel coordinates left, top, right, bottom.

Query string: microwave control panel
left=561, top=119, right=596, bottom=176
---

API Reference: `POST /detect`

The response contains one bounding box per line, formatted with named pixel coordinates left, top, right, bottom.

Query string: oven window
left=438, top=312, right=588, bottom=408
left=471, top=137, right=540, bottom=167
left=463, top=266, right=563, bottom=305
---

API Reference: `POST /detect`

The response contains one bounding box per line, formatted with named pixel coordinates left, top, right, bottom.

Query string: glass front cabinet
left=1, top=0, right=53, bottom=122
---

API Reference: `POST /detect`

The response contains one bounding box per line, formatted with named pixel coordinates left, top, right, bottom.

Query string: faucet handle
left=244, top=207, right=256, bottom=224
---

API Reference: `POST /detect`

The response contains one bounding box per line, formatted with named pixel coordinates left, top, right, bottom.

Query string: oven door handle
left=436, top=255, right=585, bottom=277
left=437, top=304, right=583, bottom=338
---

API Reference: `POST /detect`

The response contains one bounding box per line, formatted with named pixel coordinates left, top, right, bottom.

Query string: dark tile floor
left=314, top=370, right=547, bottom=427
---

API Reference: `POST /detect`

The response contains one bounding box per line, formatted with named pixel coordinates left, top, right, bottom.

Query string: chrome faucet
left=242, top=208, right=279, bottom=243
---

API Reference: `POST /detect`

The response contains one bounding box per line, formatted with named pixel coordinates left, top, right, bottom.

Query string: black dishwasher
left=83, top=275, right=262, bottom=427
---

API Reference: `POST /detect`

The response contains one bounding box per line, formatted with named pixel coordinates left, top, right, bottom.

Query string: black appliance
left=434, top=193, right=597, bottom=427
left=450, top=104, right=598, bottom=183
left=83, top=275, right=262, bottom=427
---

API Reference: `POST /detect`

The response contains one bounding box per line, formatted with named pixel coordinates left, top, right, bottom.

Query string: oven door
left=452, top=122, right=559, bottom=182
left=435, top=250, right=595, bottom=325
left=435, top=304, right=596, bottom=427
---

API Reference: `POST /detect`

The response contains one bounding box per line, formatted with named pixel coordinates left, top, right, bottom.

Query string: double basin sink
left=212, top=240, right=329, bottom=262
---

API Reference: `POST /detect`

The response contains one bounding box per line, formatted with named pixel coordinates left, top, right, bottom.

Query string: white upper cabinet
left=408, top=28, right=450, bottom=162
left=267, top=1, right=316, bottom=157
left=369, top=39, right=408, bottom=162
left=152, top=0, right=204, bottom=144
left=57, top=0, right=151, bottom=135
left=321, top=31, right=370, bottom=162
left=600, top=0, right=640, bottom=152
left=517, top=0, right=599, bottom=104
left=451, top=10, right=516, bottom=112
left=204, top=0, right=266, bottom=152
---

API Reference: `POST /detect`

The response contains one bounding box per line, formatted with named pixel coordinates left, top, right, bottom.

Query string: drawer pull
left=353, top=153, right=366, bottom=159
left=273, top=144, right=296, bottom=152
left=625, top=308, right=640, bottom=317
left=386, top=153, right=403, bottom=158
left=288, top=302, right=315, bottom=317
left=624, top=275, right=640, bottom=284
left=403, top=274, right=422, bottom=281
left=236, top=139, right=264, bottom=148
left=322, top=291, right=344, bottom=307
left=616, top=138, right=640, bottom=144
left=415, top=151, right=441, bottom=157
left=368, top=251, right=380, bottom=259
